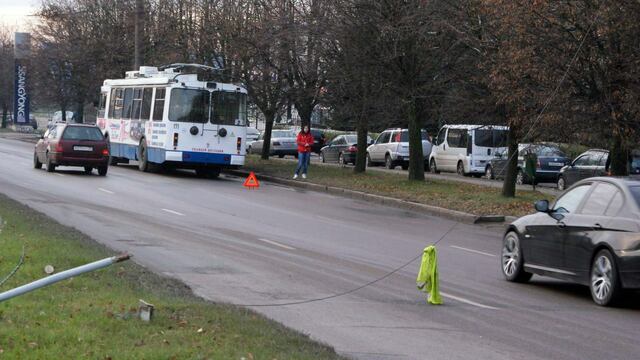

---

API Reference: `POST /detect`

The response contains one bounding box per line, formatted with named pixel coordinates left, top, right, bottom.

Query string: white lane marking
left=54, top=173, right=65, bottom=177
left=162, top=208, right=185, bottom=216
left=258, top=238, right=296, bottom=251
left=440, top=291, right=500, bottom=310
left=450, top=245, right=496, bottom=258
left=98, top=188, right=114, bottom=194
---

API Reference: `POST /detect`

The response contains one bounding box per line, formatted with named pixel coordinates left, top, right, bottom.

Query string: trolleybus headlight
left=190, top=126, right=199, bottom=135
left=218, top=128, right=227, bottom=137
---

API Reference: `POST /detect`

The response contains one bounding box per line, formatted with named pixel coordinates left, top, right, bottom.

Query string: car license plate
left=549, top=162, right=564, bottom=166
left=74, top=146, right=93, bottom=152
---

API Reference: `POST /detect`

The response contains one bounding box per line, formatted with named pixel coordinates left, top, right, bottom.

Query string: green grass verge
left=246, top=156, right=552, bottom=217
left=0, top=195, right=342, bottom=359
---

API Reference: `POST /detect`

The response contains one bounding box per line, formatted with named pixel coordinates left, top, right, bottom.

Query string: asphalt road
left=1, top=137, right=638, bottom=360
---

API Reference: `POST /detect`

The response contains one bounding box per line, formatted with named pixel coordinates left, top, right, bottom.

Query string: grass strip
left=245, top=156, right=551, bottom=218
left=0, top=195, right=342, bottom=359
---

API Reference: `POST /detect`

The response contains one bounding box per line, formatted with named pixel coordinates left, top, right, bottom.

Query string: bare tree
left=0, top=26, right=14, bottom=128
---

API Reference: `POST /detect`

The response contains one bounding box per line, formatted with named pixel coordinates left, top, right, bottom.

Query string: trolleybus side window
left=141, top=88, right=153, bottom=121
left=131, top=88, right=143, bottom=120
left=109, top=88, right=124, bottom=119
left=153, top=88, right=165, bottom=121
left=212, top=92, right=247, bottom=126
left=169, top=88, right=209, bottom=123
left=122, top=88, right=134, bottom=119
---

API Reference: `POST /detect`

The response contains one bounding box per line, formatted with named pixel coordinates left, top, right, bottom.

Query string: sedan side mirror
left=534, top=199, right=549, bottom=213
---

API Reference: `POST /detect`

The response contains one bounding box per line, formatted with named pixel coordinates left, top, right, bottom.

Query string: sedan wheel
left=516, top=170, right=525, bottom=185
left=457, top=161, right=465, bottom=176
left=45, top=153, right=56, bottom=173
left=485, top=166, right=493, bottom=179
left=33, top=152, right=42, bottom=169
left=385, top=155, right=394, bottom=169
left=557, top=176, right=566, bottom=191
left=590, top=250, right=621, bottom=306
left=430, top=158, right=439, bottom=174
left=501, top=232, right=532, bottom=283
left=338, top=153, right=345, bottom=166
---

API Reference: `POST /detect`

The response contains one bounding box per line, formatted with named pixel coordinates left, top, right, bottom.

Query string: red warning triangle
left=243, top=172, right=260, bottom=188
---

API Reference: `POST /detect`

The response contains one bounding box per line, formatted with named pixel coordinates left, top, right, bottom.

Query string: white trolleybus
left=96, top=64, right=247, bottom=178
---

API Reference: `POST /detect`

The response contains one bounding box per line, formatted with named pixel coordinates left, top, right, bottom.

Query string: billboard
left=14, top=33, right=30, bottom=125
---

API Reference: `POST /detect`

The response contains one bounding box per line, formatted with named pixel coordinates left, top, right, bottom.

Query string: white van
left=429, top=124, right=509, bottom=176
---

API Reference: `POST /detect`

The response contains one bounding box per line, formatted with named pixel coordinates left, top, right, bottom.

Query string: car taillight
left=237, top=137, right=242, bottom=152
left=347, top=146, right=357, bottom=152
left=102, top=148, right=109, bottom=156
left=55, top=143, right=63, bottom=153
left=173, top=133, right=179, bottom=148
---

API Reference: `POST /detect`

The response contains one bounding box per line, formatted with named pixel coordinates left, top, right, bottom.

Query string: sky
left=0, top=0, right=40, bottom=32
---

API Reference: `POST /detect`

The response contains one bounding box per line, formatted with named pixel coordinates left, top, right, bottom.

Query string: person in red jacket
left=294, top=125, right=314, bottom=179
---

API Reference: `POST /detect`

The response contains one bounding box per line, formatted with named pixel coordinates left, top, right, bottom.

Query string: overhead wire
left=231, top=7, right=603, bottom=309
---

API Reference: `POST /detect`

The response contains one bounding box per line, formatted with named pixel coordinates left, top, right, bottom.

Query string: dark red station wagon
left=34, top=124, right=110, bottom=176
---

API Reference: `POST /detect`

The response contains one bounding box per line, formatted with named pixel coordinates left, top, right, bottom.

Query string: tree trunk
left=609, top=133, right=628, bottom=176
left=261, top=112, right=275, bottom=160
left=354, top=117, right=368, bottom=173
left=1, top=104, right=7, bottom=128
left=502, top=129, right=519, bottom=198
left=296, top=102, right=313, bottom=129
left=407, top=99, right=425, bottom=181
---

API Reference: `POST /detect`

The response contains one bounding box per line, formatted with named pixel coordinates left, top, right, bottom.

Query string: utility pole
left=134, top=0, right=144, bottom=69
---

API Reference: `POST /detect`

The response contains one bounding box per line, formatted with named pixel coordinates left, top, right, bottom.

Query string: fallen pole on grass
left=0, top=253, right=130, bottom=303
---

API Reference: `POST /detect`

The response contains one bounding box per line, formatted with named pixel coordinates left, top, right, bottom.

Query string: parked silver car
left=246, top=127, right=261, bottom=142
left=366, top=128, right=432, bottom=170
left=247, top=129, right=298, bottom=158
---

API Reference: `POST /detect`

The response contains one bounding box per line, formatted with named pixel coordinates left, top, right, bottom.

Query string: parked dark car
left=502, top=177, right=640, bottom=306
left=557, top=149, right=609, bottom=190
left=486, top=143, right=571, bottom=184
left=34, top=124, right=110, bottom=176
left=320, top=134, right=373, bottom=165
left=631, top=150, right=640, bottom=175
left=310, top=129, right=326, bottom=154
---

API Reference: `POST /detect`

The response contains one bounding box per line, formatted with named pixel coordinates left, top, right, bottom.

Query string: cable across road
left=0, top=245, right=25, bottom=288
left=232, top=223, right=458, bottom=308
left=233, top=8, right=603, bottom=309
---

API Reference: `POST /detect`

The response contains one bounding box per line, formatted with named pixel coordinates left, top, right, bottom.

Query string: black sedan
left=320, top=134, right=372, bottom=165
left=501, top=177, right=640, bottom=306
left=557, top=149, right=609, bottom=190
left=486, top=143, right=570, bottom=184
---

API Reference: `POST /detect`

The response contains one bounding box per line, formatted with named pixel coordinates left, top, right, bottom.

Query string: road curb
left=225, top=169, right=508, bottom=224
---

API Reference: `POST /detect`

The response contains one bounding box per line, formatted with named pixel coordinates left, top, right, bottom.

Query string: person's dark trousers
left=295, top=152, right=310, bottom=175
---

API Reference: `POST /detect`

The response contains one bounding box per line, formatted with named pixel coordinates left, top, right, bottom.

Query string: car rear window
left=62, top=127, right=104, bottom=141
left=631, top=187, right=640, bottom=208
left=474, top=129, right=508, bottom=148
left=399, top=130, right=428, bottom=142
